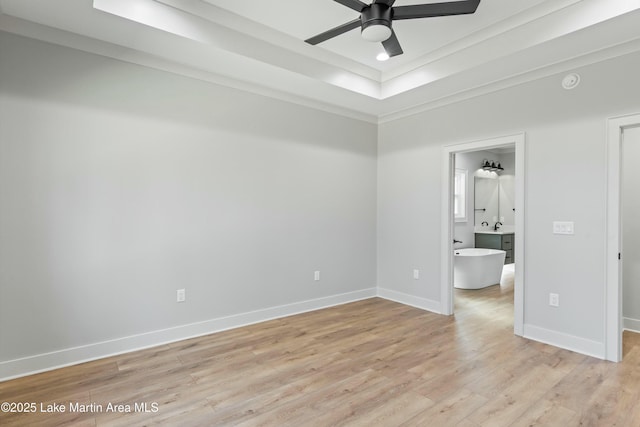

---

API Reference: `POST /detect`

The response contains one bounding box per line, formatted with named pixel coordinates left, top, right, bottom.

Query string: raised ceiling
left=201, top=0, right=546, bottom=71
left=1, top=0, right=640, bottom=122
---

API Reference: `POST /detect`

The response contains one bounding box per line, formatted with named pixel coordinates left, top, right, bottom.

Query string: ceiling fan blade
left=382, top=29, right=403, bottom=57
left=305, top=18, right=362, bottom=45
left=372, top=0, right=396, bottom=6
left=393, top=0, right=480, bottom=20
left=333, top=0, right=368, bottom=12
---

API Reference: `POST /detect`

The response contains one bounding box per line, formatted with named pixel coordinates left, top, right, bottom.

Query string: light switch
left=553, top=221, right=574, bottom=235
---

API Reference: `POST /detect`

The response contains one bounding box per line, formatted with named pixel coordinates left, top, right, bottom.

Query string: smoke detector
left=562, top=73, right=581, bottom=90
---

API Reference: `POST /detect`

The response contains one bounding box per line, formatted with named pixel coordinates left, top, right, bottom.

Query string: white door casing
left=441, top=133, right=525, bottom=336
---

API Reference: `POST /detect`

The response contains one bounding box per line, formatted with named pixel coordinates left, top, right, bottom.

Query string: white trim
left=454, top=168, right=468, bottom=223
left=513, top=135, right=526, bottom=336
left=523, top=324, right=605, bottom=359
left=441, top=148, right=455, bottom=315
left=154, top=0, right=381, bottom=82
left=378, top=38, right=640, bottom=124
left=441, top=133, right=526, bottom=333
left=0, top=15, right=378, bottom=125
left=606, top=113, right=640, bottom=362
left=377, top=288, right=441, bottom=314
left=0, top=288, right=376, bottom=382
left=2, top=5, right=640, bottom=125
left=623, top=318, right=640, bottom=334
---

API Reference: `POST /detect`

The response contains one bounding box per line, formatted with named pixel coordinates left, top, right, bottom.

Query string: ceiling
left=1, top=0, right=640, bottom=123
left=201, top=0, right=546, bottom=71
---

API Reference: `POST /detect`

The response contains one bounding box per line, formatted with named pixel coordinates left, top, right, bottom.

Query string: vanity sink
left=474, top=226, right=515, bottom=235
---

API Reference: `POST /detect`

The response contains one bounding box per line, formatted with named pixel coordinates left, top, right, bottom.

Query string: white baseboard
left=523, top=324, right=605, bottom=359
left=6, top=287, right=611, bottom=381
left=623, top=317, right=640, bottom=333
left=0, top=288, right=377, bottom=382
left=377, top=287, right=441, bottom=314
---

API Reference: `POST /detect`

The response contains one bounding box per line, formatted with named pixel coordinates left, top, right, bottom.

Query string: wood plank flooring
left=2, top=267, right=640, bottom=426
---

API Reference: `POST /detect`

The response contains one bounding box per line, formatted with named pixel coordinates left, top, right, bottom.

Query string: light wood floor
left=2, top=268, right=640, bottom=426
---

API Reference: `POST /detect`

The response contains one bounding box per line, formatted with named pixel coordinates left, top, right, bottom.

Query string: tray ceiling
left=1, top=0, right=639, bottom=122
left=201, top=0, right=547, bottom=71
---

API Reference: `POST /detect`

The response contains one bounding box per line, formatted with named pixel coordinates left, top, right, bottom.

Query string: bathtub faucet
left=493, top=221, right=502, bottom=231
left=453, top=239, right=463, bottom=244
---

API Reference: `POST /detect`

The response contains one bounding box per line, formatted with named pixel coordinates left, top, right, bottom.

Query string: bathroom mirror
left=474, top=177, right=499, bottom=225
left=474, top=175, right=515, bottom=226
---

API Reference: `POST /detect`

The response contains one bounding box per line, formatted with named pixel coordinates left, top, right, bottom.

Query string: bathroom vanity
left=474, top=231, right=514, bottom=264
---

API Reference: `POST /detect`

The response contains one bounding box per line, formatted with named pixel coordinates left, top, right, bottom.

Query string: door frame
left=441, top=133, right=526, bottom=336
left=606, top=113, right=640, bottom=362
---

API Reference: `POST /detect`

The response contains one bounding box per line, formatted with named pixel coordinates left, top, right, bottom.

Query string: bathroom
left=453, top=147, right=516, bottom=291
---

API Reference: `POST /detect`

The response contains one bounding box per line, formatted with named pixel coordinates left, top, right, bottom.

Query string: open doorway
left=441, top=134, right=525, bottom=336
left=452, top=148, right=516, bottom=318
left=622, top=126, right=640, bottom=358
left=606, top=113, right=640, bottom=362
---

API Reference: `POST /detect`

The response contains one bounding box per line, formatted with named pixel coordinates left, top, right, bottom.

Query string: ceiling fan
left=305, top=0, right=481, bottom=58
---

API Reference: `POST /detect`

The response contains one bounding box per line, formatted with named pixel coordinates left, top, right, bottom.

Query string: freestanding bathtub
left=454, top=248, right=506, bottom=289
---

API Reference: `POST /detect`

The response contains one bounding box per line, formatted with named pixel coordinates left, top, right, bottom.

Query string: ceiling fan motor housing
left=360, top=4, right=393, bottom=42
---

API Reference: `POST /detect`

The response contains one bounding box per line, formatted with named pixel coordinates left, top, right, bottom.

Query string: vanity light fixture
left=482, top=159, right=504, bottom=172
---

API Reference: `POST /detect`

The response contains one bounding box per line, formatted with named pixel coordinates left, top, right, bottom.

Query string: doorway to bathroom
left=606, top=113, right=640, bottom=362
left=621, top=126, right=640, bottom=360
left=441, top=134, right=525, bottom=336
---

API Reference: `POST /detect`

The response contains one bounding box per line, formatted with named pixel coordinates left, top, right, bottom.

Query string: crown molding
left=380, top=0, right=582, bottom=82
left=155, top=0, right=382, bottom=82
left=378, top=36, right=640, bottom=124
left=1, top=0, right=639, bottom=126
left=93, top=0, right=381, bottom=99
left=0, top=15, right=378, bottom=124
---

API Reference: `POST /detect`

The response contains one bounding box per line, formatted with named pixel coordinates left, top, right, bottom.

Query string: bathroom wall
left=378, top=48, right=640, bottom=356
left=453, top=150, right=489, bottom=248
left=623, top=126, right=640, bottom=332
left=498, top=152, right=516, bottom=227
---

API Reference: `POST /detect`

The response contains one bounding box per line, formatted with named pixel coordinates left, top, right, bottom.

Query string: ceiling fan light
left=361, top=24, right=392, bottom=42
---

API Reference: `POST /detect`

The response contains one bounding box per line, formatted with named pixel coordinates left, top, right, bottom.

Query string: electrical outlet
left=413, top=269, right=420, bottom=280
left=176, top=289, right=185, bottom=303
left=549, top=293, right=559, bottom=307
left=314, top=271, right=320, bottom=281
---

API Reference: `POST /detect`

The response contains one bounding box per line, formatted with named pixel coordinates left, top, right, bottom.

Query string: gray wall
left=623, top=126, right=640, bottom=331
left=2, top=29, right=640, bottom=377
left=378, top=50, right=640, bottom=349
left=0, top=32, right=377, bottom=367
